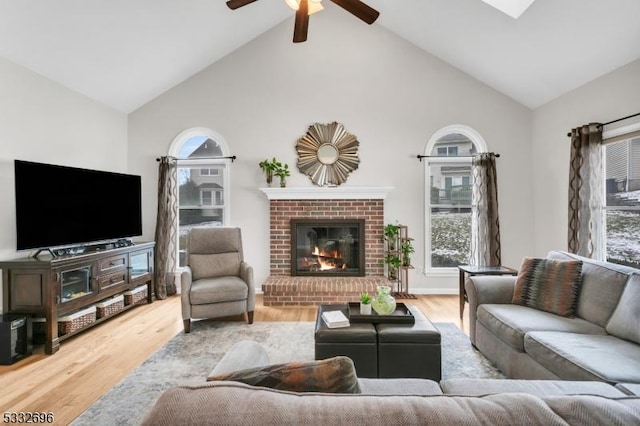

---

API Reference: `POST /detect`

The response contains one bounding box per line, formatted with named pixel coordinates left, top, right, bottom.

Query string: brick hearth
left=260, top=187, right=393, bottom=306
left=262, top=276, right=390, bottom=306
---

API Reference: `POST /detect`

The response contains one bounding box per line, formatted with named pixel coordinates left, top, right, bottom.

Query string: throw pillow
left=512, top=257, right=583, bottom=317
left=207, top=356, right=361, bottom=394
left=605, top=274, right=640, bottom=345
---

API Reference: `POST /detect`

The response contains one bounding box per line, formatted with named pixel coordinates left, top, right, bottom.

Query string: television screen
left=14, top=160, right=143, bottom=251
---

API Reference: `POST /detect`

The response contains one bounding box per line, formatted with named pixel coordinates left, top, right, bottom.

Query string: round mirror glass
left=317, top=144, right=339, bottom=165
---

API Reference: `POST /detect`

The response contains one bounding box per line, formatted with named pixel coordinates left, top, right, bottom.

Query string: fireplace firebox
left=291, top=219, right=365, bottom=277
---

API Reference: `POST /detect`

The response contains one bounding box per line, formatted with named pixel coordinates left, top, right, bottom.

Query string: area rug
left=72, top=321, right=503, bottom=425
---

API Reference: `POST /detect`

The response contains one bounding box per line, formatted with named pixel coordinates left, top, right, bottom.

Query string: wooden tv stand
left=1, top=242, right=155, bottom=354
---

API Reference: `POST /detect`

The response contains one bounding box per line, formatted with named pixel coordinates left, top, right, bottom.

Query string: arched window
left=169, top=128, right=231, bottom=266
left=424, top=125, right=488, bottom=271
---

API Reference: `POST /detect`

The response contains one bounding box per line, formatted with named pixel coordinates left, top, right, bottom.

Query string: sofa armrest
left=465, top=275, right=516, bottom=307
left=465, top=275, right=516, bottom=345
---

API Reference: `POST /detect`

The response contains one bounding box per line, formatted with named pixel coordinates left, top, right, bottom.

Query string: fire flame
left=312, top=246, right=347, bottom=270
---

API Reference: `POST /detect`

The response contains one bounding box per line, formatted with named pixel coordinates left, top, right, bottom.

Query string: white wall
left=128, top=8, right=534, bottom=293
left=531, top=59, right=640, bottom=256
left=0, top=56, right=128, bottom=312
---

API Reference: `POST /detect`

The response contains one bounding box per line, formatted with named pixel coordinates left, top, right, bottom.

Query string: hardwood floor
left=0, top=294, right=467, bottom=425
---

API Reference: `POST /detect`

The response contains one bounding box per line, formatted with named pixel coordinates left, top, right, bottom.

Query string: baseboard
left=409, top=288, right=458, bottom=295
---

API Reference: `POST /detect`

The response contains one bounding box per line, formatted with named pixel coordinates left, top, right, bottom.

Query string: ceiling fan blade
left=226, top=0, right=259, bottom=10
left=329, top=0, right=379, bottom=24
left=293, top=0, right=309, bottom=43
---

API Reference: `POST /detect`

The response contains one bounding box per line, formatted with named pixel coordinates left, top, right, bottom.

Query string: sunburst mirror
left=295, top=122, right=360, bottom=186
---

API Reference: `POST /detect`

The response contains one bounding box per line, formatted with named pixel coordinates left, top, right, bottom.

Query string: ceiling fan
left=226, top=0, right=380, bottom=43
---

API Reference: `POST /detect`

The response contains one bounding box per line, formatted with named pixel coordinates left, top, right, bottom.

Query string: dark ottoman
left=315, top=304, right=378, bottom=378
left=376, top=306, right=441, bottom=380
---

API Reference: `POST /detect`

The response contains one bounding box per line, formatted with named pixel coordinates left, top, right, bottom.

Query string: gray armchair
left=181, top=226, right=255, bottom=333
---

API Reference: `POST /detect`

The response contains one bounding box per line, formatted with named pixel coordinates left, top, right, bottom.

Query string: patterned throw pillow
left=207, top=356, right=361, bottom=394
left=512, top=257, right=583, bottom=317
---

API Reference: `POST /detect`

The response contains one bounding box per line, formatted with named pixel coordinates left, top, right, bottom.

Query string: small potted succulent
left=359, top=292, right=372, bottom=315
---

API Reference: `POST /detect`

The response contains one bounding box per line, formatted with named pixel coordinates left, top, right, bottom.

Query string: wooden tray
left=347, top=302, right=415, bottom=324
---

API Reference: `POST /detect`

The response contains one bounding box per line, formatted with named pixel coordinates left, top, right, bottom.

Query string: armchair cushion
left=190, top=253, right=241, bottom=280
left=189, top=277, right=248, bottom=305
left=207, top=356, right=361, bottom=394
left=512, top=257, right=582, bottom=317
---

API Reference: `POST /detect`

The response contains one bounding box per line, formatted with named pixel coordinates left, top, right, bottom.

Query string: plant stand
left=384, top=225, right=416, bottom=299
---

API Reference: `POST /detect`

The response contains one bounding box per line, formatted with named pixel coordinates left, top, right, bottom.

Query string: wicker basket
left=58, top=306, right=96, bottom=335
left=124, top=285, right=148, bottom=306
left=96, top=295, right=125, bottom=318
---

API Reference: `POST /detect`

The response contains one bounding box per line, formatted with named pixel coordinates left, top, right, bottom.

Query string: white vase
left=360, top=303, right=372, bottom=315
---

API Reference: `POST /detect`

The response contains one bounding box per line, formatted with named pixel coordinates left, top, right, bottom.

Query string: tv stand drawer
left=99, top=254, right=127, bottom=273
left=98, top=271, right=127, bottom=291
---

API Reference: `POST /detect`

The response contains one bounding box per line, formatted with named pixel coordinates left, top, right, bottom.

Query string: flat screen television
left=14, top=160, right=143, bottom=251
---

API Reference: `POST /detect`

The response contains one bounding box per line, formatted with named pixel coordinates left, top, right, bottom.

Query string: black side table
left=458, top=265, right=518, bottom=319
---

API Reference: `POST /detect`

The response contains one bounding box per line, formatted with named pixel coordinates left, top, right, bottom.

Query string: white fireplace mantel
left=259, top=186, right=394, bottom=200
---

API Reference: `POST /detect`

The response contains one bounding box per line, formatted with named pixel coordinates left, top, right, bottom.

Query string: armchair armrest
left=240, top=261, right=255, bottom=311
left=180, top=266, right=193, bottom=320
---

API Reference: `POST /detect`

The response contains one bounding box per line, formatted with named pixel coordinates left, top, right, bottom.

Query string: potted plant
left=401, top=238, right=415, bottom=267
left=258, top=158, right=280, bottom=186
left=359, top=292, right=372, bottom=315
left=274, top=163, right=291, bottom=187
left=383, top=223, right=400, bottom=251
left=384, top=254, right=401, bottom=281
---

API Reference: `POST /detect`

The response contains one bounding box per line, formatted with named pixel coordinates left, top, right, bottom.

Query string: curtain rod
left=156, top=155, right=237, bottom=162
left=416, top=153, right=500, bottom=162
left=565, top=112, right=640, bottom=137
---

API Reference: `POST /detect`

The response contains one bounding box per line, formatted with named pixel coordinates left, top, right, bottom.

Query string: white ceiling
left=1, top=0, right=639, bottom=113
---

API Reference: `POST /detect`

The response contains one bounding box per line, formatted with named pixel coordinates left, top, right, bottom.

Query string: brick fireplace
left=260, top=187, right=393, bottom=306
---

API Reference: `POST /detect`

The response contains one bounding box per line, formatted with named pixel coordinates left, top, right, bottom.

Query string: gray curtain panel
left=568, top=123, right=604, bottom=259
left=154, top=156, right=178, bottom=299
left=471, top=152, right=501, bottom=266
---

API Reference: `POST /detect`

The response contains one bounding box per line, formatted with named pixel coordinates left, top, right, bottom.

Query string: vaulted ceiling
left=1, top=0, right=639, bottom=113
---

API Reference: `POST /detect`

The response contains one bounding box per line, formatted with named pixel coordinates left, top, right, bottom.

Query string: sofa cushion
left=524, top=331, right=640, bottom=384
left=189, top=276, right=248, bottom=305
left=207, top=356, right=361, bottom=394
left=512, top=257, right=582, bottom=317
left=477, top=304, right=605, bottom=352
left=440, top=378, right=625, bottom=397
left=616, top=383, right=640, bottom=396
left=547, top=251, right=636, bottom=326
left=606, top=274, right=640, bottom=344
left=358, top=378, right=443, bottom=395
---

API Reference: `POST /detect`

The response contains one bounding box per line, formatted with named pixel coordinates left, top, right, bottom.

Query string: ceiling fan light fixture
left=285, top=0, right=324, bottom=15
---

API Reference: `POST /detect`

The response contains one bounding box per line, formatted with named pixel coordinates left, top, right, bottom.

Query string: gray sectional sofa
left=142, top=339, right=640, bottom=425
left=466, top=250, right=640, bottom=385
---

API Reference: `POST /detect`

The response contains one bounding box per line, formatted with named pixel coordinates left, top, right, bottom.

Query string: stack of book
left=321, top=310, right=350, bottom=328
